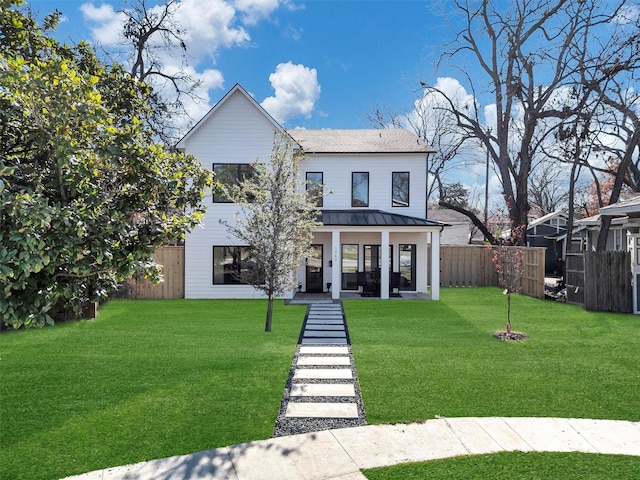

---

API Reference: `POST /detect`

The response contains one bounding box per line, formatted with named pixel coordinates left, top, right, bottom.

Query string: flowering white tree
left=223, top=132, right=322, bottom=332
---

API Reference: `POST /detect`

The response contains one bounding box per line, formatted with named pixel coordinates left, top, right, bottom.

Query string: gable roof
left=175, top=83, right=287, bottom=150
left=289, top=129, right=435, bottom=154
left=527, top=211, right=568, bottom=229
left=599, top=193, right=640, bottom=216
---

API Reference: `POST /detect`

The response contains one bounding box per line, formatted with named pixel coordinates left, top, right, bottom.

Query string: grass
left=345, top=288, right=640, bottom=423
left=363, top=452, right=640, bottom=479
left=2, top=288, right=639, bottom=479
left=0, top=299, right=306, bottom=480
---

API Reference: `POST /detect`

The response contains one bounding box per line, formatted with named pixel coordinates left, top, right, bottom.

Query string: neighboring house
left=526, top=211, right=568, bottom=274
left=176, top=84, right=445, bottom=301
left=426, top=207, right=474, bottom=245
left=572, top=214, right=627, bottom=252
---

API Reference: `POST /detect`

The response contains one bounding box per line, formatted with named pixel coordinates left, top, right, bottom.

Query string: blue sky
left=28, top=0, right=449, bottom=130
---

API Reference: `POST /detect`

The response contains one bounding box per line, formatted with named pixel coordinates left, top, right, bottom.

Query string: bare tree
left=425, top=0, right=631, bottom=244
left=528, top=162, right=570, bottom=216
left=365, top=89, right=467, bottom=206
left=120, top=0, right=202, bottom=146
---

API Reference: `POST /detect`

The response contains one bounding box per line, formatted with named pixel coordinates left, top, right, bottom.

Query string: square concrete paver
left=290, top=383, right=356, bottom=397
left=294, top=368, right=353, bottom=379
left=285, top=402, right=359, bottom=418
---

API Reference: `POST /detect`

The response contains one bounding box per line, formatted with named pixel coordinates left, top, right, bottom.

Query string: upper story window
left=212, top=163, right=256, bottom=203
left=392, top=172, right=410, bottom=207
left=352, top=172, right=369, bottom=207
left=306, top=172, right=323, bottom=207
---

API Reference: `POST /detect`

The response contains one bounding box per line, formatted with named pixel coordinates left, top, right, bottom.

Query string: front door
left=306, top=244, right=323, bottom=293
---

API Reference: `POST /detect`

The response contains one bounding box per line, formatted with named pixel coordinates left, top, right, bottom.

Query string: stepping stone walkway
left=273, top=302, right=367, bottom=437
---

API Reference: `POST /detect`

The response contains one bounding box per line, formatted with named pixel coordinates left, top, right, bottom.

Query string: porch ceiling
left=319, top=209, right=447, bottom=228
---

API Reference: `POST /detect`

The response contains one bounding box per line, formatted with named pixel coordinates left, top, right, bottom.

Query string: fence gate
left=564, top=251, right=585, bottom=306
left=584, top=251, right=632, bottom=313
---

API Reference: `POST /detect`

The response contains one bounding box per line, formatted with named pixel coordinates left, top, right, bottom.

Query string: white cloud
left=178, top=0, right=251, bottom=60
left=80, top=0, right=252, bottom=59
left=234, top=0, right=280, bottom=25
left=261, top=62, right=321, bottom=124
left=79, top=2, right=127, bottom=46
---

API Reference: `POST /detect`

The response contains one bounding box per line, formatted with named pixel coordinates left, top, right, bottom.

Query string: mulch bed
left=493, top=331, right=529, bottom=341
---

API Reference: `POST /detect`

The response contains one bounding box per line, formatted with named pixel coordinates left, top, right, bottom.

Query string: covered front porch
left=295, top=210, right=444, bottom=301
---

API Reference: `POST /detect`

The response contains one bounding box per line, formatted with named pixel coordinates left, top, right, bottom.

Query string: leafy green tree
left=0, top=1, right=213, bottom=328
left=223, top=133, right=322, bottom=332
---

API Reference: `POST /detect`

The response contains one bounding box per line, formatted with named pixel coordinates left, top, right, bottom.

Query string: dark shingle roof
left=289, top=129, right=435, bottom=154
left=319, top=210, right=446, bottom=227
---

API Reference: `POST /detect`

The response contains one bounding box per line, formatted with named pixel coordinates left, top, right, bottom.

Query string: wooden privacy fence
left=438, top=245, right=546, bottom=299
left=126, top=245, right=545, bottom=300
left=124, top=246, right=184, bottom=299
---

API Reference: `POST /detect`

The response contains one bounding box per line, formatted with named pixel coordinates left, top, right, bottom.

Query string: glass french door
left=306, top=245, right=323, bottom=293
left=399, top=244, right=416, bottom=291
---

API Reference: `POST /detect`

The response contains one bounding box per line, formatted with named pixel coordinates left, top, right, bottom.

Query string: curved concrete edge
left=61, top=417, right=640, bottom=480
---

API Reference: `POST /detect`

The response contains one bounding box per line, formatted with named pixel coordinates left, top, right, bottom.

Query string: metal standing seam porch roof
left=319, top=209, right=447, bottom=228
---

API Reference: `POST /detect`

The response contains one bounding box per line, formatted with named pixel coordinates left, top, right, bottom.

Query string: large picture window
left=306, top=172, right=323, bottom=207
left=392, top=172, right=409, bottom=207
left=352, top=172, right=369, bottom=207
left=213, top=246, right=252, bottom=284
left=212, top=163, right=256, bottom=203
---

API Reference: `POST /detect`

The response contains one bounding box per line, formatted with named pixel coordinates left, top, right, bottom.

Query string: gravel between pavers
left=272, top=344, right=367, bottom=437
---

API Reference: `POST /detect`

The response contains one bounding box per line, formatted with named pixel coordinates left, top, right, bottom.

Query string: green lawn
left=2, top=289, right=639, bottom=480
left=363, top=452, right=640, bottom=480
left=345, top=289, right=640, bottom=423
left=0, top=299, right=305, bottom=480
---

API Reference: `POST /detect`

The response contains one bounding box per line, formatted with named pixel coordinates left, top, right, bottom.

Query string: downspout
left=425, top=152, right=431, bottom=219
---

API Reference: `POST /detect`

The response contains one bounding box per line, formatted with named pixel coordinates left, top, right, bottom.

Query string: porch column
left=430, top=229, right=441, bottom=300
left=332, top=230, right=341, bottom=300
left=381, top=230, right=390, bottom=299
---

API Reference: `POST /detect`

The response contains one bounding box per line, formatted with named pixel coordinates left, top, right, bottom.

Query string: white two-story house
left=176, top=84, right=445, bottom=301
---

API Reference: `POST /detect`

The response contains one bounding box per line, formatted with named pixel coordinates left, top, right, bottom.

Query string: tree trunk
left=265, top=293, right=274, bottom=332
